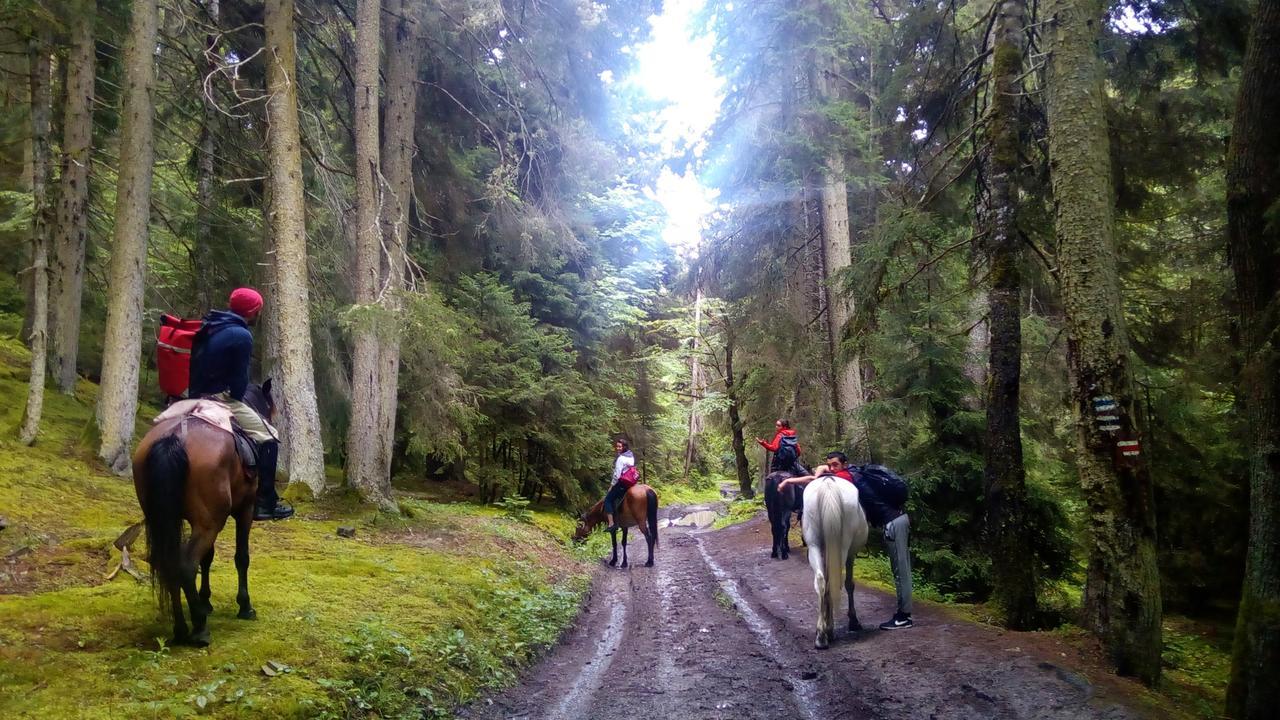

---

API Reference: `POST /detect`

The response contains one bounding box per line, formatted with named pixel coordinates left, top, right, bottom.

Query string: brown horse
left=574, top=484, right=659, bottom=567
left=132, top=381, right=273, bottom=647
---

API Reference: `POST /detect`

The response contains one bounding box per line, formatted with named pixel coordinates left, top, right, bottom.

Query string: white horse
left=802, top=476, right=869, bottom=648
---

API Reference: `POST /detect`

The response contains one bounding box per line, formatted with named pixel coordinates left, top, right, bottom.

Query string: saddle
left=153, top=399, right=259, bottom=474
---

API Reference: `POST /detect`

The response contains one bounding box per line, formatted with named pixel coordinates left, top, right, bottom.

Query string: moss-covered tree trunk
left=1044, top=0, right=1161, bottom=684
left=982, top=0, right=1038, bottom=630
left=19, top=30, right=52, bottom=445
left=49, top=1, right=95, bottom=394
left=264, top=0, right=325, bottom=494
left=1225, top=1, right=1280, bottom=717
left=193, top=0, right=218, bottom=310
left=345, top=0, right=391, bottom=508
left=96, top=0, right=158, bottom=474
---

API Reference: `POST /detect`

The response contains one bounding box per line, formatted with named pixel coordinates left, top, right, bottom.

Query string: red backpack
left=157, top=314, right=204, bottom=399
left=618, top=465, right=640, bottom=488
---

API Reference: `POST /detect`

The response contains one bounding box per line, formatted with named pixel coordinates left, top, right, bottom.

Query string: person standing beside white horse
left=798, top=457, right=869, bottom=648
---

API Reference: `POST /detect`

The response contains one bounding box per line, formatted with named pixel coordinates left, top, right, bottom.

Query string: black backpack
left=854, top=464, right=909, bottom=508
left=773, top=435, right=800, bottom=469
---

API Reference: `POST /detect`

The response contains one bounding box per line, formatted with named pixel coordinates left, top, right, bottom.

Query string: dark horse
left=132, top=381, right=273, bottom=646
left=574, top=484, right=659, bottom=567
left=765, top=471, right=805, bottom=559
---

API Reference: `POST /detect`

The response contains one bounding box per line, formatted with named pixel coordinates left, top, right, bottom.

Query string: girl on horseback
left=604, top=438, right=635, bottom=532
left=756, top=418, right=808, bottom=476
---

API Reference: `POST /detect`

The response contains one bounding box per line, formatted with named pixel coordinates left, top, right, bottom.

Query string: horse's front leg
left=609, top=528, right=618, bottom=567
left=199, top=547, right=214, bottom=615
left=781, top=509, right=792, bottom=560
left=234, top=502, right=256, bottom=620
left=620, top=527, right=629, bottom=568
left=845, top=552, right=860, bottom=633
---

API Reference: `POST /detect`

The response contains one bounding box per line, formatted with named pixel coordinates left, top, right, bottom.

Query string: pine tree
left=96, top=0, right=159, bottom=474
left=18, top=28, right=53, bottom=445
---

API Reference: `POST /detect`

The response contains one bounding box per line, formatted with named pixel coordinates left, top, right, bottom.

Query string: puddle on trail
left=662, top=509, right=720, bottom=528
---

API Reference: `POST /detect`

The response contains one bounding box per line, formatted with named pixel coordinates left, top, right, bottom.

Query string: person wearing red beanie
left=189, top=288, right=292, bottom=520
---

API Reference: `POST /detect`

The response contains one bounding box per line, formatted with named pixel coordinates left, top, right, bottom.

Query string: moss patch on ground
left=0, top=339, right=591, bottom=719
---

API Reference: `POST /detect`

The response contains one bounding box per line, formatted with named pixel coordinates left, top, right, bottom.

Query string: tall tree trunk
left=345, top=0, right=391, bottom=508
left=684, top=285, right=704, bottom=477
left=812, top=45, right=866, bottom=451
left=724, top=316, right=753, bottom=499
left=19, top=30, right=53, bottom=445
left=1045, top=0, right=1161, bottom=683
left=96, top=0, right=159, bottom=475
left=1224, top=2, right=1280, bottom=717
left=376, top=0, right=421, bottom=503
left=982, top=0, right=1038, bottom=630
left=193, top=0, right=219, bottom=309
left=264, top=0, right=326, bottom=494
left=49, top=1, right=96, bottom=394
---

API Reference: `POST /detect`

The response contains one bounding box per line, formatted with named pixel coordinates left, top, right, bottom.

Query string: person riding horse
left=756, top=418, right=809, bottom=477
left=603, top=437, right=635, bottom=532
left=188, top=287, right=293, bottom=521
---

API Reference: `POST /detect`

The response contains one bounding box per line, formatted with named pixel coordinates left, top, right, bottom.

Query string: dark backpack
left=773, top=435, right=800, bottom=469
left=854, top=464, right=909, bottom=508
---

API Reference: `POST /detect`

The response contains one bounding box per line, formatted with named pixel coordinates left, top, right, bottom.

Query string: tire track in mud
left=543, top=573, right=628, bottom=720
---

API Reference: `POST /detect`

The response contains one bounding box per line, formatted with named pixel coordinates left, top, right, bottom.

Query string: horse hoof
left=608, top=559, right=617, bottom=567
left=237, top=607, right=257, bottom=620
left=621, top=561, right=629, bottom=568
left=771, top=550, right=779, bottom=559
left=189, top=629, right=211, bottom=647
left=815, top=636, right=829, bottom=650
left=645, top=560, right=654, bottom=567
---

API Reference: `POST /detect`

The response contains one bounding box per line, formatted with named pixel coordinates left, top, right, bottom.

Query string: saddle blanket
left=154, top=399, right=234, bottom=434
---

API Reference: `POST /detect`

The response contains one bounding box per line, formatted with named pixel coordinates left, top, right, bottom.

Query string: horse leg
left=845, top=552, right=861, bottom=633
left=169, top=581, right=189, bottom=644
left=234, top=502, right=256, bottom=620
left=199, top=547, right=214, bottom=615
left=181, top=531, right=215, bottom=647
left=781, top=507, right=792, bottom=560
left=609, top=528, right=618, bottom=567
left=643, top=526, right=654, bottom=568
left=620, top=526, right=629, bottom=568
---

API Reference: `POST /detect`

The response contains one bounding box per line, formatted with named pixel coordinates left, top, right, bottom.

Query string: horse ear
left=262, top=377, right=273, bottom=397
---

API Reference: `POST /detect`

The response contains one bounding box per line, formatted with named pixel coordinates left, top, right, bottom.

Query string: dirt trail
left=461, top=515, right=1157, bottom=720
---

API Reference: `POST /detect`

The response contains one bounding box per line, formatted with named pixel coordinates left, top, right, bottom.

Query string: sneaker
left=879, top=613, right=913, bottom=630
left=254, top=501, right=295, bottom=521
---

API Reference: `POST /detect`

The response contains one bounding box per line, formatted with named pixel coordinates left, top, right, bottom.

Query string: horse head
left=572, top=501, right=605, bottom=543
left=244, top=378, right=276, bottom=421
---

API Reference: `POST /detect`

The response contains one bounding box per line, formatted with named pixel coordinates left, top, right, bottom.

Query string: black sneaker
left=254, top=501, right=295, bottom=521
left=879, top=613, right=913, bottom=630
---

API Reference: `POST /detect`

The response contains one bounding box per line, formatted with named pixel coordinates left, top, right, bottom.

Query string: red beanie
left=228, top=287, right=263, bottom=319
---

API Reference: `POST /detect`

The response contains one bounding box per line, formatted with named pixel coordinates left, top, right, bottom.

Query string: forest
left=0, top=0, right=1277, bottom=718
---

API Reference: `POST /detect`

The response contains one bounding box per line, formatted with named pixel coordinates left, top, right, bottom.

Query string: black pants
left=604, top=483, right=627, bottom=515
left=256, top=440, right=280, bottom=508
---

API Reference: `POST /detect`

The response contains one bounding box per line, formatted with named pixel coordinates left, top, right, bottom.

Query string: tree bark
left=96, top=0, right=159, bottom=475
left=193, top=0, right=219, bottom=310
left=1224, top=2, right=1280, bottom=717
left=1045, top=0, right=1161, bottom=684
left=19, top=30, right=53, bottom=445
left=264, top=0, right=326, bottom=494
left=982, top=0, right=1038, bottom=630
left=345, top=0, right=391, bottom=508
left=684, top=285, right=704, bottom=477
left=375, top=0, right=421, bottom=505
left=49, top=1, right=96, bottom=394
left=724, top=316, right=754, bottom=499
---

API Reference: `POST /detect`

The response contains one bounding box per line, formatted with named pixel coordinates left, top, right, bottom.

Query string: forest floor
left=460, top=515, right=1225, bottom=720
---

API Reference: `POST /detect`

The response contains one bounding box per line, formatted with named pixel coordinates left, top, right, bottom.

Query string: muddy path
left=461, top=514, right=1159, bottom=720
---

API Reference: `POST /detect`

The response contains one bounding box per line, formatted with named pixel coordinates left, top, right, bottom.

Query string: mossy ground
left=0, top=336, right=591, bottom=719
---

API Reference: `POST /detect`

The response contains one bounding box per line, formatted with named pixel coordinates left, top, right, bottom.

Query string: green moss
left=0, top=349, right=591, bottom=719
left=711, top=495, right=764, bottom=529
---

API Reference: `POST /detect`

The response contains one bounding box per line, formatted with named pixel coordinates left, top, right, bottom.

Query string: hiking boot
left=879, top=613, right=913, bottom=630
left=255, top=500, right=294, bottom=521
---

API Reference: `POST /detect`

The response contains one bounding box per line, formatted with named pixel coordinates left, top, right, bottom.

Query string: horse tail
left=817, top=482, right=845, bottom=622
left=143, top=434, right=189, bottom=614
left=645, top=487, right=659, bottom=547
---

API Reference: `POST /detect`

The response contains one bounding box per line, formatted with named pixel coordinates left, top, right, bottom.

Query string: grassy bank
left=0, top=337, right=591, bottom=719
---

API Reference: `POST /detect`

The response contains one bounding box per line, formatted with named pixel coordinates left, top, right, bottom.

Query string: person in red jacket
left=756, top=419, right=808, bottom=476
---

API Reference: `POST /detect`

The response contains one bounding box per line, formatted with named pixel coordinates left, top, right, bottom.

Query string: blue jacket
left=188, top=310, right=253, bottom=401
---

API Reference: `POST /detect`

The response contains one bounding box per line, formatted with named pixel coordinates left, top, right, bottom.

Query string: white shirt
left=612, top=451, right=635, bottom=486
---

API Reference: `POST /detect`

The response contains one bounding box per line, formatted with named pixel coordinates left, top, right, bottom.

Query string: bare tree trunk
left=375, top=0, right=422, bottom=504
left=49, top=1, right=96, bottom=394
left=683, top=285, right=704, bottom=477
left=724, top=316, right=753, bottom=499
left=96, top=0, right=159, bottom=475
left=345, top=0, right=391, bottom=508
left=1045, top=0, right=1161, bottom=684
left=1225, top=2, right=1280, bottom=717
left=19, top=30, right=53, bottom=445
left=982, top=0, right=1038, bottom=630
left=193, top=0, right=219, bottom=309
left=264, top=0, right=326, bottom=494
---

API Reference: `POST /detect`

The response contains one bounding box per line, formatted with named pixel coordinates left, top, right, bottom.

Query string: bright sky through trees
left=630, top=0, right=722, bottom=258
